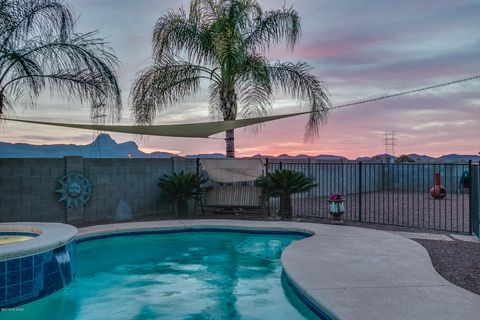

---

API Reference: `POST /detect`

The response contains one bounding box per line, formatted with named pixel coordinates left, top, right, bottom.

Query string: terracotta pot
left=430, top=173, right=446, bottom=200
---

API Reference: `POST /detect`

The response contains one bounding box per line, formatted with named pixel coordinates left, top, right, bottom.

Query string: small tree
left=256, top=169, right=316, bottom=219
left=159, top=171, right=206, bottom=217
left=395, top=155, right=415, bottom=163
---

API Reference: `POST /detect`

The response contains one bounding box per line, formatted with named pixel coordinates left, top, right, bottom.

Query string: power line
left=329, top=74, right=480, bottom=110
left=175, top=74, right=480, bottom=142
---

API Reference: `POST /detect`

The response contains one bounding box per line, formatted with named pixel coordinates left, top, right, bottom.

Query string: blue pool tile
left=43, top=251, right=53, bottom=262
left=0, top=273, right=5, bottom=287
left=6, top=259, right=20, bottom=272
left=0, top=287, right=6, bottom=302
left=21, top=291, right=35, bottom=302
left=44, top=261, right=58, bottom=276
left=34, top=254, right=43, bottom=266
left=34, top=251, right=52, bottom=266
left=21, top=281, right=33, bottom=296
left=6, top=296, right=21, bottom=306
left=21, top=256, right=33, bottom=269
left=6, top=271, right=21, bottom=286
left=33, top=274, right=44, bottom=293
left=0, top=242, right=75, bottom=308
left=44, top=272, right=60, bottom=288
left=21, top=268, right=33, bottom=282
left=42, top=284, right=58, bottom=296
left=33, top=264, right=43, bottom=277
left=6, top=284, right=21, bottom=300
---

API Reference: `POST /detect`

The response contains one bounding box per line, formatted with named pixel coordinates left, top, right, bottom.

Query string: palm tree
left=131, top=0, right=330, bottom=158
left=255, top=169, right=316, bottom=219
left=158, top=171, right=207, bottom=217
left=0, top=0, right=121, bottom=120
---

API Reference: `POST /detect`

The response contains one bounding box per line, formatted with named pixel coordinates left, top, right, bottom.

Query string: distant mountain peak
left=90, top=133, right=117, bottom=146
left=0, top=134, right=174, bottom=159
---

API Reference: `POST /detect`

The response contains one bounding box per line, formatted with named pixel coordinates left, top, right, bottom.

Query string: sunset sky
left=1, top=0, right=479, bottom=158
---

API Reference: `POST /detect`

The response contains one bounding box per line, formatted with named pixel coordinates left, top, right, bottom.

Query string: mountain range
left=1, top=134, right=479, bottom=162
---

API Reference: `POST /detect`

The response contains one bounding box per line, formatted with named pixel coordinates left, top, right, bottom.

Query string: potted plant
left=158, top=171, right=206, bottom=217
left=328, top=193, right=345, bottom=221
left=255, top=169, right=317, bottom=219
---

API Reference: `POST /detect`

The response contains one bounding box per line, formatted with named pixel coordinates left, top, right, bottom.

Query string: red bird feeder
left=430, top=172, right=446, bottom=199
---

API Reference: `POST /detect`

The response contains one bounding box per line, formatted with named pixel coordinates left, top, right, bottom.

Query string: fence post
left=469, top=160, right=473, bottom=235
left=358, top=161, right=363, bottom=222
left=475, top=162, right=480, bottom=238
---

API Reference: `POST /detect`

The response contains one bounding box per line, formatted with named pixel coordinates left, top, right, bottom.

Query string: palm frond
left=153, top=9, right=215, bottom=66
left=189, top=0, right=218, bottom=24
left=236, top=54, right=272, bottom=119
left=0, top=0, right=121, bottom=120
left=267, top=61, right=330, bottom=138
left=1, top=0, right=74, bottom=51
left=246, top=5, right=301, bottom=53
left=131, top=57, right=215, bottom=124
left=208, top=81, right=223, bottom=119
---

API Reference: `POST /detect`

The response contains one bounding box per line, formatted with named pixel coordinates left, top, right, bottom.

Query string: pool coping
left=0, top=222, right=78, bottom=261
left=77, top=220, right=480, bottom=320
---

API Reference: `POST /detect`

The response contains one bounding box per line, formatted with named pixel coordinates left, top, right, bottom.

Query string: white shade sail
left=4, top=111, right=310, bottom=138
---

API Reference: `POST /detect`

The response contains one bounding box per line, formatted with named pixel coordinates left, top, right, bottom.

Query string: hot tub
left=0, top=223, right=77, bottom=308
left=0, top=232, right=38, bottom=245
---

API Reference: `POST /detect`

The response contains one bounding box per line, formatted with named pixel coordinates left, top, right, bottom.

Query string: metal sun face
left=55, top=171, right=92, bottom=209
left=67, top=183, right=82, bottom=197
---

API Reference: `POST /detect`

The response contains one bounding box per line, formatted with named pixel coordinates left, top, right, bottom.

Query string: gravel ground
left=414, top=239, right=480, bottom=296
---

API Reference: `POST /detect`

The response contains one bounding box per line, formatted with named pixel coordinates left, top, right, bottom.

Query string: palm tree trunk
left=221, top=88, right=237, bottom=158
left=176, top=200, right=189, bottom=218
left=279, top=194, right=293, bottom=219
left=226, top=129, right=235, bottom=158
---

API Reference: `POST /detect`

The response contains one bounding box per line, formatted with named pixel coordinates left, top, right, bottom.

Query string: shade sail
left=4, top=111, right=310, bottom=138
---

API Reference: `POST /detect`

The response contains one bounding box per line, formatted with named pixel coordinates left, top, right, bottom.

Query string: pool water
left=3, top=232, right=318, bottom=319
left=0, top=232, right=37, bottom=245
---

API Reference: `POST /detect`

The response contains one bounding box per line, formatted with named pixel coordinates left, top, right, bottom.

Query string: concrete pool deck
left=78, top=220, right=480, bottom=320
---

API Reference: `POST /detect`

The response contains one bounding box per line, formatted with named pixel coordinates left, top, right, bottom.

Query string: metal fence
left=268, top=161, right=476, bottom=233
left=471, top=163, right=480, bottom=237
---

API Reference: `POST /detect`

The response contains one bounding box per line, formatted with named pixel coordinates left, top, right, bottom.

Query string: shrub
left=256, top=169, right=316, bottom=219
left=159, top=171, right=206, bottom=217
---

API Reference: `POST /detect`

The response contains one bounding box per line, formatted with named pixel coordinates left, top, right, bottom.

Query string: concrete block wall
left=0, top=157, right=197, bottom=225
left=0, top=158, right=66, bottom=222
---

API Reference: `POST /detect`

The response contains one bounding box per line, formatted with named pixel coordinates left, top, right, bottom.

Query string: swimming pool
left=2, top=231, right=318, bottom=319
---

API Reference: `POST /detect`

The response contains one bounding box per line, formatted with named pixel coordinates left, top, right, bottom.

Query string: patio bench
left=198, top=185, right=267, bottom=215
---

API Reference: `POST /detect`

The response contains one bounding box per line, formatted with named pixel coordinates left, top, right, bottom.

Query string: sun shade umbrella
left=4, top=112, right=310, bottom=138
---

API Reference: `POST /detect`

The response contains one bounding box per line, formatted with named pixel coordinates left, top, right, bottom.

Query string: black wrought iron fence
left=268, top=161, right=474, bottom=233
left=470, top=163, right=479, bottom=237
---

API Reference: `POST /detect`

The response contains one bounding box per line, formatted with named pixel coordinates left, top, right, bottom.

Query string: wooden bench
left=199, top=185, right=266, bottom=215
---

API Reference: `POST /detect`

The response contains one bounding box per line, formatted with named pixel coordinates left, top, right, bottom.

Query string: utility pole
left=383, top=131, right=397, bottom=156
